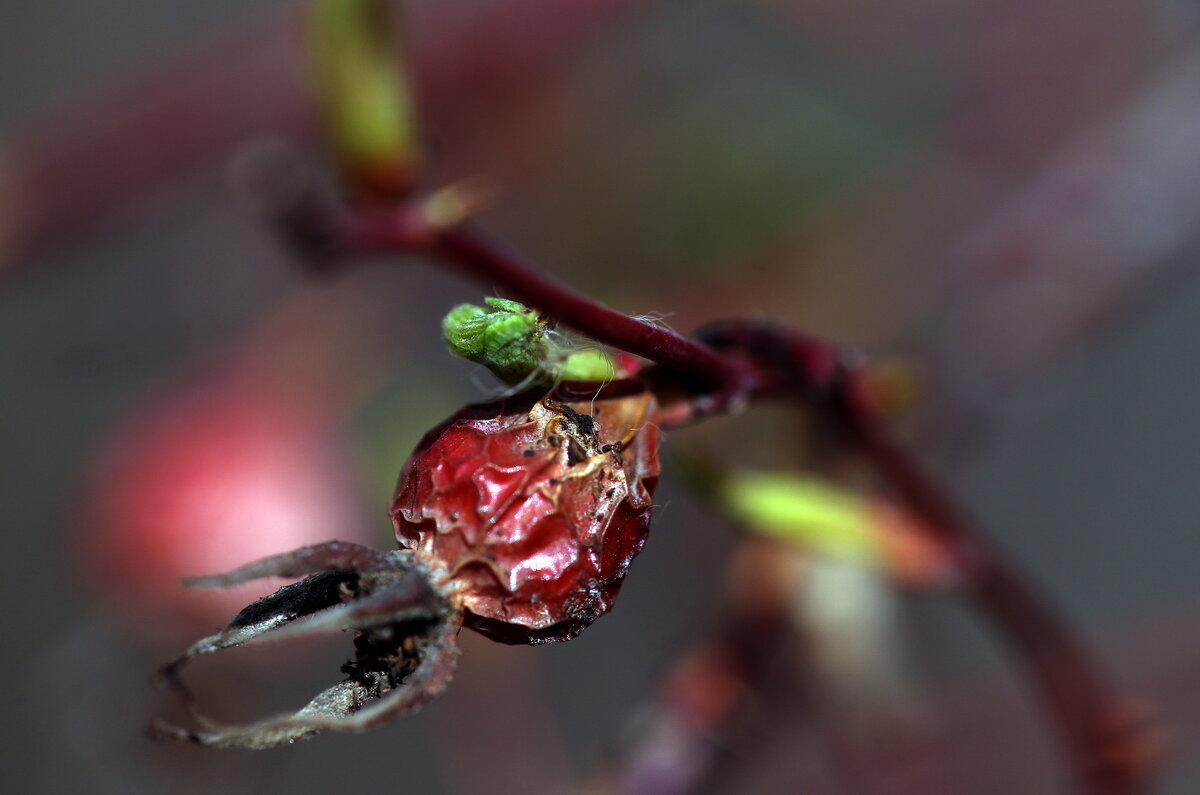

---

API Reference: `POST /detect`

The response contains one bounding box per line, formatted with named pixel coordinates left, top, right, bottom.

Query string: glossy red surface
left=390, top=387, right=660, bottom=643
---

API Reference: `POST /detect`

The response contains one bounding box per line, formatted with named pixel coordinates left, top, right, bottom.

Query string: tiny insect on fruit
left=152, top=381, right=661, bottom=747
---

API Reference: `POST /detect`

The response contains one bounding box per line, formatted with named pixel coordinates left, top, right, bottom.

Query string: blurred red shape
left=80, top=374, right=370, bottom=641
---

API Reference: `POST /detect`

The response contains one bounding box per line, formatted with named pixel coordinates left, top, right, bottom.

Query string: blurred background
left=2, top=0, right=1200, bottom=792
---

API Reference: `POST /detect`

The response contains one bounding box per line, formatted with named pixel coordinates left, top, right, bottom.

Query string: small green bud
left=558, top=349, right=617, bottom=382
left=719, top=471, right=880, bottom=564
left=309, top=0, right=419, bottom=196
left=442, top=301, right=545, bottom=384
left=441, top=298, right=615, bottom=386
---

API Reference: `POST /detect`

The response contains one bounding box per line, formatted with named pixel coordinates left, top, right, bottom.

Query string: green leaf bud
left=719, top=471, right=880, bottom=564
left=442, top=298, right=615, bottom=386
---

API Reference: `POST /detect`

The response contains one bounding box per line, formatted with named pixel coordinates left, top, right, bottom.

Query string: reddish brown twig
left=345, top=212, right=746, bottom=406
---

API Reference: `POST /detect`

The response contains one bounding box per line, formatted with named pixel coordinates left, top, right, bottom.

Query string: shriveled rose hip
left=390, top=384, right=660, bottom=644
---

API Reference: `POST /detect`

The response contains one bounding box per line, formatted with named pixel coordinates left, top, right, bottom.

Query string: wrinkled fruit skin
left=390, top=384, right=660, bottom=644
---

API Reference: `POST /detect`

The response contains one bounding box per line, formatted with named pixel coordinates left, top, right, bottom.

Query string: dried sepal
left=152, top=542, right=461, bottom=749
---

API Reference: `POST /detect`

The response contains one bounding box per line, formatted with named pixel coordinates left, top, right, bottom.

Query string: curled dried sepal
left=151, top=542, right=462, bottom=749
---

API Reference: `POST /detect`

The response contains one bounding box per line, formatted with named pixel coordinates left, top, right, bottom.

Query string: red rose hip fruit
left=390, top=386, right=660, bottom=644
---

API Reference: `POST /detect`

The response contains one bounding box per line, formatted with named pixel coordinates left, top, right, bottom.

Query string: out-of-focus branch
left=931, top=43, right=1200, bottom=438
left=0, top=0, right=641, bottom=278
left=582, top=537, right=803, bottom=795
left=695, top=320, right=1157, bottom=795
left=309, top=0, right=421, bottom=202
